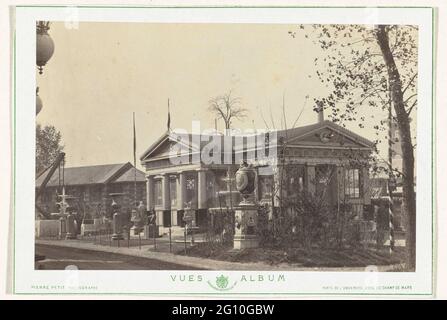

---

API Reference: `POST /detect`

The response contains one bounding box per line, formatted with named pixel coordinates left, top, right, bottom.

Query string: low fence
left=36, top=203, right=395, bottom=252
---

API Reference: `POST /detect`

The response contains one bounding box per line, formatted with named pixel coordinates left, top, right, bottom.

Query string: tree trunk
left=376, top=25, right=416, bottom=271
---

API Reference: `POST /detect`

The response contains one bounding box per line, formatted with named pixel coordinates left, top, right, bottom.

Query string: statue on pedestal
left=130, top=201, right=145, bottom=235
left=54, top=187, right=78, bottom=239
left=65, top=206, right=77, bottom=240
left=110, top=194, right=125, bottom=240
left=233, top=161, right=259, bottom=250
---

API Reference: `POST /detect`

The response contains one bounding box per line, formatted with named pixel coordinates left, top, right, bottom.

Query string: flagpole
left=133, top=112, right=137, bottom=208
left=167, top=98, right=171, bottom=131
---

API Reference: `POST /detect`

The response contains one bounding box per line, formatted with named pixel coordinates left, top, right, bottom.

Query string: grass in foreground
left=185, top=243, right=407, bottom=269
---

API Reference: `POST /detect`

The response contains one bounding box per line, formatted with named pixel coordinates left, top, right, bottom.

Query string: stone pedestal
left=233, top=234, right=259, bottom=249
left=233, top=161, right=259, bottom=250
left=144, top=224, right=160, bottom=239
left=59, top=217, right=67, bottom=238
left=131, top=201, right=146, bottom=235
left=109, top=196, right=125, bottom=240
left=130, top=226, right=143, bottom=236
left=233, top=202, right=259, bottom=250
left=130, top=210, right=142, bottom=235
left=112, top=211, right=124, bottom=240
left=65, top=213, right=77, bottom=239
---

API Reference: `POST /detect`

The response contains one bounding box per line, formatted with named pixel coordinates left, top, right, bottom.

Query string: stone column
left=177, top=171, right=186, bottom=210
left=170, top=174, right=178, bottom=226
left=197, top=168, right=207, bottom=209
left=102, top=184, right=109, bottom=218
left=146, top=175, right=154, bottom=211
left=337, top=165, right=345, bottom=202
left=362, top=166, right=371, bottom=205
left=162, top=173, right=171, bottom=211
left=306, top=164, right=316, bottom=195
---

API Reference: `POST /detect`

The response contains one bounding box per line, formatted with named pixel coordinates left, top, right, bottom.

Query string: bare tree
left=208, top=91, right=248, bottom=130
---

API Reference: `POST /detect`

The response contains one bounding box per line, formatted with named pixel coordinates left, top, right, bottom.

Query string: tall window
left=345, top=168, right=360, bottom=198
left=154, top=180, right=163, bottom=206
left=259, top=175, right=274, bottom=200
left=288, top=165, right=305, bottom=196
left=170, top=178, right=177, bottom=207
left=185, top=175, right=196, bottom=206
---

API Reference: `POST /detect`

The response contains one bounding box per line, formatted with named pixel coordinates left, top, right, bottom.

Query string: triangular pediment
left=148, top=140, right=176, bottom=159
left=286, top=122, right=374, bottom=149
left=140, top=132, right=198, bottom=162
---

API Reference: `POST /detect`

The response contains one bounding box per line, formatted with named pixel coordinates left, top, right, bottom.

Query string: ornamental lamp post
left=36, top=21, right=55, bottom=75
left=36, top=21, right=55, bottom=116
left=36, top=87, right=43, bottom=115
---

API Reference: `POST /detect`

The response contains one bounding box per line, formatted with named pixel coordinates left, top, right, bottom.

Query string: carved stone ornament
left=319, top=129, right=335, bottom=143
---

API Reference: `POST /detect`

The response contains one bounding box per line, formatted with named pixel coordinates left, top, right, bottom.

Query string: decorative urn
left=235, top=161, right=256, bottom=202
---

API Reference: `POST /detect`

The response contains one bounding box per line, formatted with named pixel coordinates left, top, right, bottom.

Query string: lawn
left=185, top=243, right=407, bottom=268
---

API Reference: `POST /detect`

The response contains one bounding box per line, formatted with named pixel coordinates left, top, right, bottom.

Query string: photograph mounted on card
left=11, top=5, right=435, bottom=296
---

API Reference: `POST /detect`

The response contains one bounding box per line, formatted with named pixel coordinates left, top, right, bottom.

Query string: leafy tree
left=36, top=124, right=64, bottom=174
left=291, top=24, right=417, bottom=270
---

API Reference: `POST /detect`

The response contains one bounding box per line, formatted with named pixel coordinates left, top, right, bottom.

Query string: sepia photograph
left=7, top=4, right=436, bottom=296
left=34, top=20, right=418, bottom=273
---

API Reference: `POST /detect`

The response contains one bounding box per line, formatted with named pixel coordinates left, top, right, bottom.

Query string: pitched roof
left=140, top=120, right=375, bottom=162
left=36, top=162, right=145, bottom=187
left=277, top=120, right=374, bottom=148
left=114, top=166, right=146, bottom=183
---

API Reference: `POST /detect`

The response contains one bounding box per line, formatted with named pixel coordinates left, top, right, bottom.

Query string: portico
left=144, top=159, right=210, bottom=227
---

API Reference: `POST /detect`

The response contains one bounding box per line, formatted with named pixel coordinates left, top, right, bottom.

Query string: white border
left=13, top=6, right=434, bottom=296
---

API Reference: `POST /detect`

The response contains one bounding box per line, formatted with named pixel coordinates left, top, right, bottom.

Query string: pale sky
left=36, top=22, right=407, bottom=169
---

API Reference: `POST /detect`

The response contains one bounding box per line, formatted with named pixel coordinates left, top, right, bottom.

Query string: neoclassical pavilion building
left=140, top=115, right=375, bottom=232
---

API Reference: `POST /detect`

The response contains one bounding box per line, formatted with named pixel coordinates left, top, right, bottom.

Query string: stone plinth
left=65, top=213, right=77, bottom=239
left=233, top=202, right=259, bottom=250
left=130, top=226, right=143, bottom=236
left=59, top=217, right=67, bottom=237
left=144, top=224, right=160, bottom=239
left=111, top=210, right=124, bottom=240
left=233, top=234, right=259, bottom=249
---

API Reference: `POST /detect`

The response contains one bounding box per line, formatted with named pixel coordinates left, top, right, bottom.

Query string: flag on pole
left=133, top=112, right=137, bottom=207
left=167, top=98, right=171, bottom=131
